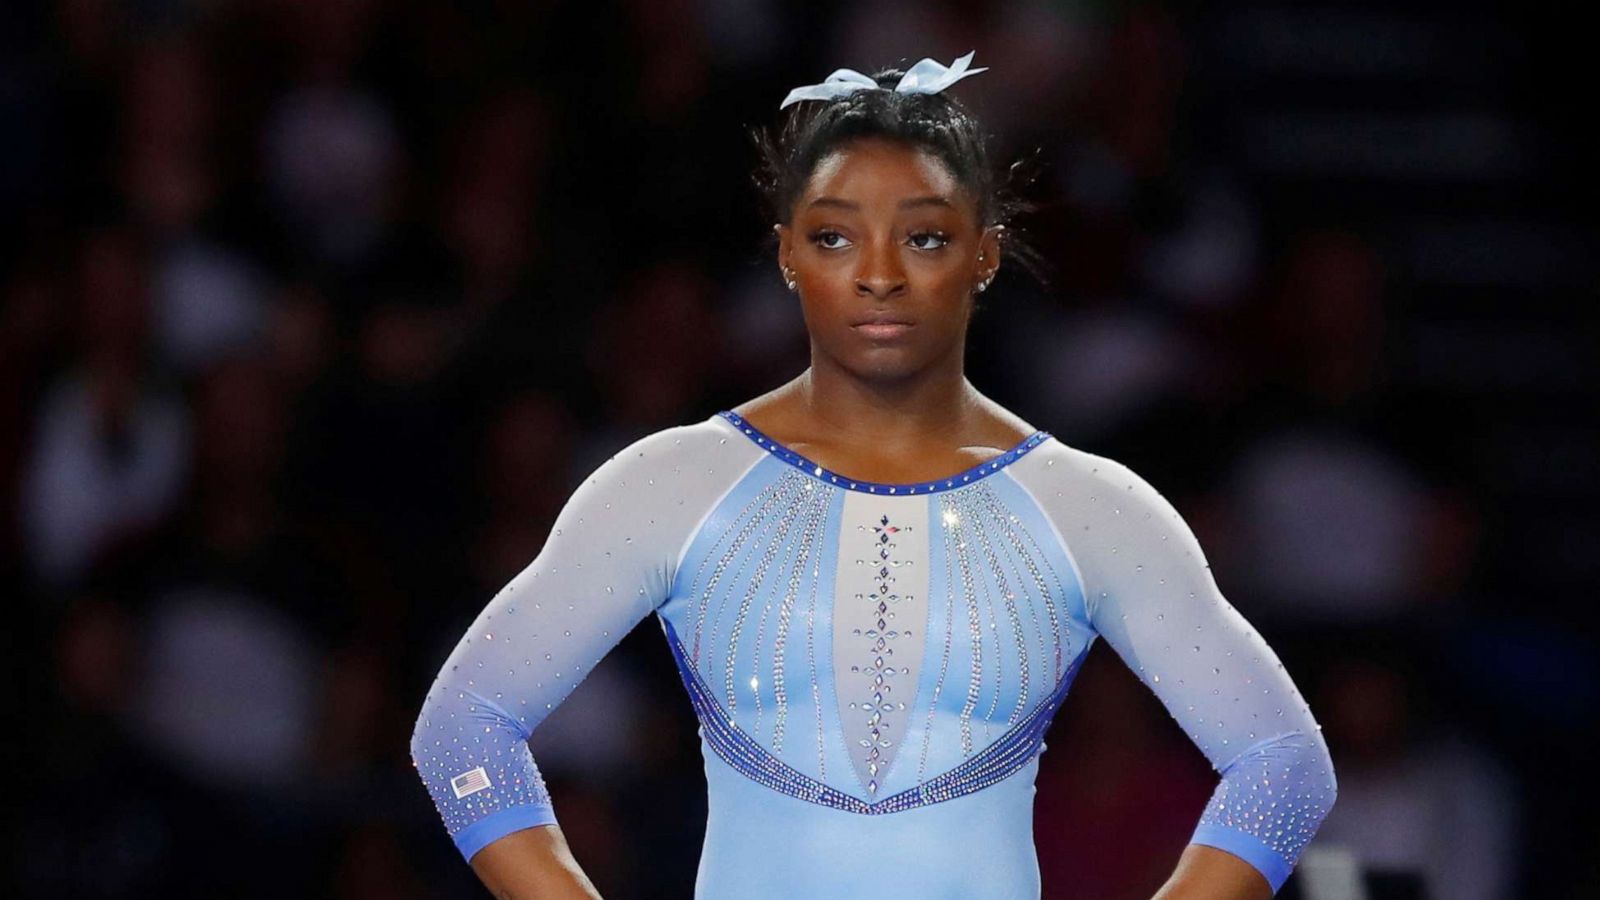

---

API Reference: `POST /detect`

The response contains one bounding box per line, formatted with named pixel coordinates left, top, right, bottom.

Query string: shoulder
left=1007, top=436, right=1188, bottom=526
left=1006, top=438, right=1213, bottom=616
left=571, top=413, right=767, bottom=500
left=594, top=415, right=750, bottom=469
left=1009, top=435, right=1146, bottom=494
left=549, top=415, right=770, bottom=570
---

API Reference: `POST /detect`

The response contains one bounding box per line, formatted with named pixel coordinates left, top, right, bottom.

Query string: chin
left=844, top=349, right=929, bottom=383
left=817, top=331, right=952, bottom=382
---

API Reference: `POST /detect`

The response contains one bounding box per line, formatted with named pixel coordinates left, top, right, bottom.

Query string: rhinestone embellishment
left=843, top=511, right=914, bottom=795
left=664, top=615, right=1084, bottom=814
left=717, top=410, right=1051, bottom=495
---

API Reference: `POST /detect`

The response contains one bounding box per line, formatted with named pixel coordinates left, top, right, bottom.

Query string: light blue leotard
left=411, top=410, right=1337, bottom=897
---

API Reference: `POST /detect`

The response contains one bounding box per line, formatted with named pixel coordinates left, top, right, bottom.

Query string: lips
left=851, top=309, right=915, bottom=341
left=852, top=311, right=913, bottom=327
left=852, top=320, right=914, bottom=341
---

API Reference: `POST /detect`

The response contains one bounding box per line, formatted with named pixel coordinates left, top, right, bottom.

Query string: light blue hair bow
left=778, top=50, right=988, bottom=109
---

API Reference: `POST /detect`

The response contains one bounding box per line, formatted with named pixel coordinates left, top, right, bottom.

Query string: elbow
left=1195, top=727, right=1339, bottom=882
left=1222, top=727, right=1339, bottom=826
left=1283, top=725, right=1339, bottom=822
left=1317, top=727, right=1338, bottom=818
left=1281, top=724, right=1338, bottom=825
left=1287, top=724, right=1338, bottom=832
left=408, top=685, right=528, bottom=781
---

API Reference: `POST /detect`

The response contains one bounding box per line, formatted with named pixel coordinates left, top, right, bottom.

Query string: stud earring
left=783, top=268, right=797, bottom=291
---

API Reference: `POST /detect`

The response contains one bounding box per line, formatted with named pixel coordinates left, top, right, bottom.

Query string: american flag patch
left=451, top=766, right=491, bottom=799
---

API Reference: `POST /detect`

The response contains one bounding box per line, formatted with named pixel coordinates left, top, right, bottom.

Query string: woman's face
left=777, top=137, right=1000, bottom=382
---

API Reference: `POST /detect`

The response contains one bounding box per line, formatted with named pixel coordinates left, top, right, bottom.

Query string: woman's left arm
left=1056, top=452, right=1338, bottom=896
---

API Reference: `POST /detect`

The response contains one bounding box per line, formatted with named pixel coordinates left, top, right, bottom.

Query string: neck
left=796, top=343, right=983, bottom=448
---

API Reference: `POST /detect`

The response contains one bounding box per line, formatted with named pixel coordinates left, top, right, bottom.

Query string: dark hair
left=750, top=63, right=1049, bottom=287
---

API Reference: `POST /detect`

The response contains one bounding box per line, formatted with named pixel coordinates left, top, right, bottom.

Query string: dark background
left=3, top=1, right=1594, bottom=897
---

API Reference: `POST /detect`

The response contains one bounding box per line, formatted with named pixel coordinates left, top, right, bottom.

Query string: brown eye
left=810, top=230, right=850, bottom=250
left=908, top=231, right=950, bottom=251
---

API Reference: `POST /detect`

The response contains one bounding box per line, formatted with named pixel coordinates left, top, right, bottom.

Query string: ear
left=978, top=224, right=1003, bottom=282
left=775, top=223, right=792, bottom=275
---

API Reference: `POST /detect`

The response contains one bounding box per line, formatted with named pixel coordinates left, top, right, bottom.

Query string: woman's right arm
left=410, top=424, right=736, bottom=896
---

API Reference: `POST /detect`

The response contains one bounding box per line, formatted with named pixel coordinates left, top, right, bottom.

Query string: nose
left=854, top=237, right=908, bottom=299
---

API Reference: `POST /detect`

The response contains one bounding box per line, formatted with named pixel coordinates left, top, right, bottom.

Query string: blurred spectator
left=1220, top=230, right=1435, bottom=625
left=20, top=225, right=190, bottom=589
left=715, top=264, right=811, bottom=396
left=262, top=84, right=401, bottom=265
left=264, top=282, right=338, bottom=395
left=0, top=262, right=68, bottom=569
left=1140, top=170, right=1261, bottom=314
left=467, top=389, right=580, bottom=593
left=1312, top=635, right=1519, bottom=900
left=1017, top=300, right=1196, bottom=444
left=110, top=32, right=272, bottom=370
left=152, top=239, right=269, bottom=372
left=14, top=594, right=202, bottom=898
left=579, top=259, right=721, bottom=469
left=132, top=587, right=319, bottom=790
left=117, top=31, right=220, bottom=238
left=625, top=0, right=712, bottom=122
left=440, top=87, right=552, bottom=309
left=1225, top=426, right=1432, bottom=623
left=128, top=354, right=324, bottom=790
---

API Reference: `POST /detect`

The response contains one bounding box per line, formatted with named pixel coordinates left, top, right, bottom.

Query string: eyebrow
left=807, top=195, right=957, bottom=212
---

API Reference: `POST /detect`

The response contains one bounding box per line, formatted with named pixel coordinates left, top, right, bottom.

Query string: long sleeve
left=1032, top=449, right=1337, bottom=893
left=408, top=421, right=753, bottom=862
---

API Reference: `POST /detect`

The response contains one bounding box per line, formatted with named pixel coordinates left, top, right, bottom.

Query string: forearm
left=470, top=824, right=603, bottom=900
left=1151, top=844, right=1273, bottom=900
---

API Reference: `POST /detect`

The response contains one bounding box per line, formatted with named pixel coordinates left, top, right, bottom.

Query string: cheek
left=795, top=294, right=848, bottom=335
left=941, top=297, right=977, bottom=335
left=911, top=257, right=981, bottom=299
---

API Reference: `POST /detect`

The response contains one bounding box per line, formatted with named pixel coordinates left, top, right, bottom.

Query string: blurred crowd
left=3, top=1, right=1593, bottom=898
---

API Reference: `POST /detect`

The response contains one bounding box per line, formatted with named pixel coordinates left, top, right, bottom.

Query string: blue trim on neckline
left=716, top=409, right=1052, bottom=495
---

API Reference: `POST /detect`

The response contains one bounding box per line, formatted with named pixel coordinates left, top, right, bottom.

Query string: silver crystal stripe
left=661, top=614, right=1087, bottom=814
